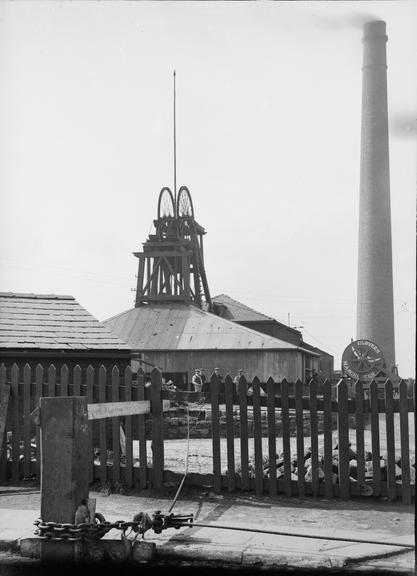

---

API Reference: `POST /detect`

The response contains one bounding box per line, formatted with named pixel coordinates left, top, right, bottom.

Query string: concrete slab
left=0, top=509, right=39, bottom=550
left=0, top=487, right=414, bottom=572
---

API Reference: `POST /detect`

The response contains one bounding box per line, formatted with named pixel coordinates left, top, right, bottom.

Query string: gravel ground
left=135, top=413, right=415, bottom=476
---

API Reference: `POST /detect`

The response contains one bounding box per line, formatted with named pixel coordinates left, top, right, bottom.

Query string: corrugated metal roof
left=0, top=292, right=131, bottom=350
left=213, top=294, right=276, bottom=322
left=104, top=303, right=315, bottom=353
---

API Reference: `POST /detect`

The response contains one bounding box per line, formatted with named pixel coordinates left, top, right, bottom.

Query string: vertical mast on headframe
left=173, top=70, right=177, bottom=206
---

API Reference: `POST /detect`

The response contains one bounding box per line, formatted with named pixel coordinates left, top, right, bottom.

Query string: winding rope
left=188, top=522, right=415, bottom=549
left=167, top=401, right=191, bottom=513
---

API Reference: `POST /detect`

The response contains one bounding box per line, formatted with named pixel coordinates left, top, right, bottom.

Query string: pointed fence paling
left=0, top=362, right=414, bottom=502
left=0, top=362, right=152, bottom=489
left=207, top=372, right=414, bottom=500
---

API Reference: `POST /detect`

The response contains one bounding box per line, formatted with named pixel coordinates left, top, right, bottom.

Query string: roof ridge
left=213, top=293, right=275, bottom=321
left=0, top=292, right=75, bottom=300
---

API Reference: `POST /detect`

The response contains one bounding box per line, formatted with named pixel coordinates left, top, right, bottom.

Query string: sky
left=0, top=1, right=416, bottom=377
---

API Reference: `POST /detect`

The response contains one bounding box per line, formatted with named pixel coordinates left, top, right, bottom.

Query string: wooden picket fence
left=0, top=362, right=414, bottom=503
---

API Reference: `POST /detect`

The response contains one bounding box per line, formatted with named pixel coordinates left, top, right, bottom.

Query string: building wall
left=139, top=349, right=306, bottom=384
left=0, top=351, right=131, bottom=381
left=238, top=321, right=302, bottom=346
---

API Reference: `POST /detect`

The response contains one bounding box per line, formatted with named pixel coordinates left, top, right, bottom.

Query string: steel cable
left=188, top=521, right=414, bottom=549
left=167, top=402, right=191, bottom=514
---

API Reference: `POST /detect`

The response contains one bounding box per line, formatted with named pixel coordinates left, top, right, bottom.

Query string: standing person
left=191, top=369, right=203, bottom=393
left=214, top=367, right=224, bottom=394
left=201, top=368, right=210, bottom=395
left=233, top=369, right=243, bottom=394
left=200, top=368, right=208, bottom=393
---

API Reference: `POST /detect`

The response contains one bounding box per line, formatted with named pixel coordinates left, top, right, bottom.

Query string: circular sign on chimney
left=341, top=340, right=386, bottom=381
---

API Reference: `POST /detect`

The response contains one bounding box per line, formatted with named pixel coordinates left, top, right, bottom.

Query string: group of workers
left=191, top=368, right=244, bottom=393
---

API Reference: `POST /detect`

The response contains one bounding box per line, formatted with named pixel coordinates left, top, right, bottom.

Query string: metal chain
left=34, top=511, right=193, bottom=542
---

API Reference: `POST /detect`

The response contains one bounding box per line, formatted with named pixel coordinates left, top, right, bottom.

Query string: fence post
left=266, top=377, right=277, bottom=496
left=337, top=379, right=350, bottom=499
left=295, top=379, right=305, bottom=498
left=252, top=377, right=263, bottom=495
left=309, top=377, right=319, bottom=496
left=0, top=365, right=10, bottom=483
left=354, top=380, right=365, bottom=490
left=225, top=375, right=236, bottom=492
left=23, top=364, right=31, bottom=479
left=323, top=379, right=333, bottom=499
left=370, top=379, right=381, bottom=497
left=111, top=366, right=120, bottom=484
left=35, top=364, right=44, bottom=482
left=11, top=363, right=20, bottom=483
left=150, top=367, right=164, bottom=489
left=399, top=379, right=411, bottom=504
left=384, top=380, right=396, bottom=501
left=39, top=396, right=89, bottom=562
left=137, top=368, right=147, bottom=490
left=40, top=396, right=89, bottom=523
left=210, top=372, right=221, bottom=493
left=238, top=375, right=249, bottom=492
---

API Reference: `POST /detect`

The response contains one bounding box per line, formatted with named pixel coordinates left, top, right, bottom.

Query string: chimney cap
left=363, top=20, right=387, bottom=41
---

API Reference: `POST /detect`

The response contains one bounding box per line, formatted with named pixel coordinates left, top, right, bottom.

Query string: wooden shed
left=103, top=302, right=319, bottom=385
left=212, top=294, right=334, bottom=380
left=0, top=292, right=131, bottom=377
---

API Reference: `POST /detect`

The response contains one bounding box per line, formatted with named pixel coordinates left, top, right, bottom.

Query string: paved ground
left=0, top=484, right=414, bottom=574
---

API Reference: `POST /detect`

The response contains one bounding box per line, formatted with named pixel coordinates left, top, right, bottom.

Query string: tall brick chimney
left=356, top=20, right=396, bottom=376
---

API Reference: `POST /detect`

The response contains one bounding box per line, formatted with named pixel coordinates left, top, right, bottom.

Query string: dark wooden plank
left=252, top=377, right=263, bottom=495
left=337, top=379, right=350, bottom=499
left=238, top=375, right=249, bottom=492
left=98, top=366, right=107, bottom=486
left=355, top=380, right=365, bottom=489
left=266, top=377, right=277, bottom=496
left=295, top=379, right=305, bottom=498
left=48, top=364, right=56, bottom=398
left=210, top=373, right=221, bottom=493
left=86, top=365, right=94, bottom=484
left=384, top=380, right=396, bottom=501
left=0, top=364, right=8, bottom=483
left=150, top=367, right=164, bottom=489
left=22, top=364, right=31, bottom=478
left=370, top=380, right=381, bottom=497
left=35, top=364, right=44, bottom=481
left=124, top=366, right=133, bottom=489
left=0, top=364, right=6, bottom=388
left=11, top=364, right=20, bottom=482
left=40, top=397, right=89, bottom=523
left=61, top=365, right=69, bottom=396
left=399, top=379, right=411, bottom=504
left=137, top=369, right=147, bottom=490
left=73, top=365, right=81, bottom=396
left=224, top=375, right=235, bottom=492
left=0, top=373, right=10, bottom=456
left=309, top=377, right=319, bottom=497
left=323, top=379, right=333, bottom=498
left=111, top=366, right=120, bottom=484
left=281, top=379, right=291, bottom=497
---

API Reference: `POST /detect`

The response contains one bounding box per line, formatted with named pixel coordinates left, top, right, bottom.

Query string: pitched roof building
left=0, top=292, right=131, bottom=373
left=104, top=302, right=319, bottom=383
left=212, top=294, right=334, bottom=379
